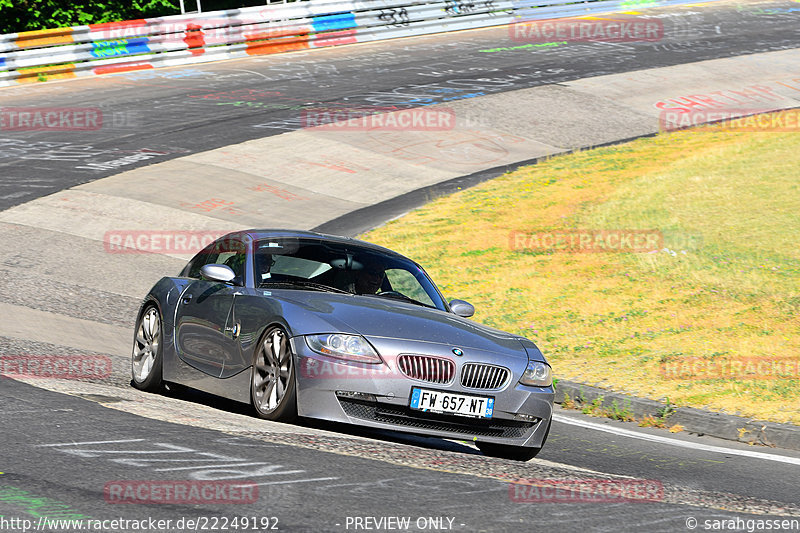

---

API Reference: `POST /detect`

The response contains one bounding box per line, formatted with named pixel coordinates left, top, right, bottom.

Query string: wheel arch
left=135, top=277, right=191, bottom=384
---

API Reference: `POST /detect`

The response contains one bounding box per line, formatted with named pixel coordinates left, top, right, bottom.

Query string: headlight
left=305, top=334, right=382, bottom=364
left=519, top=361, right=552, bottom=387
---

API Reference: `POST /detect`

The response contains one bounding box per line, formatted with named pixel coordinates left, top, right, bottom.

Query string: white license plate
left=409, top=387, right=494, bottom=419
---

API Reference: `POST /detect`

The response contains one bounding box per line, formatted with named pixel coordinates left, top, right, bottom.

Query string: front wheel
left=251, top=326, right=297, bottom=422
left=131, top=305, right=163, bottom=392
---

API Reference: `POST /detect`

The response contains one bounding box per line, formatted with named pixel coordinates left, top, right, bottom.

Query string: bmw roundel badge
left=452, top=348, right=464, bottom=356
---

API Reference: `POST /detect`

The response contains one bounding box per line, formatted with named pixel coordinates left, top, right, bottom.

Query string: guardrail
left=0, top=0, right=709, bottom=87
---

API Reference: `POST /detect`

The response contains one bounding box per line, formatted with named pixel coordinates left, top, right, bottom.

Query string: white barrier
left=0, top=0, right=712, bottom=87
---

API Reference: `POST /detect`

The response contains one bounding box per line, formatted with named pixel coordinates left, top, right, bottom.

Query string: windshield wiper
left=364, top=291, right=435, bottom=308
left=259, top=280, right=351, bottom=294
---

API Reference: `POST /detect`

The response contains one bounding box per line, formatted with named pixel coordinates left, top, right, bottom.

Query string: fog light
left=515, top=413, right=539, bottom=422
left=335, top=390, right=376, bottom=402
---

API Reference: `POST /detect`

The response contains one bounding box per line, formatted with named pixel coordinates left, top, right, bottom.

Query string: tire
left=251, top=325, right=297, bottom=422
left=131, top=304, right=164, bottom=392
left=477, top=419, right=551, bottom=461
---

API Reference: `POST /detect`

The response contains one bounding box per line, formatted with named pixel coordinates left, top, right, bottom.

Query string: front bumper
left=293, top=336, right=554, bottom=448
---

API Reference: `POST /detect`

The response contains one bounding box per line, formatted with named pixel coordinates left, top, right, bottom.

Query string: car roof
left=232, top=229, right=406, bottom=259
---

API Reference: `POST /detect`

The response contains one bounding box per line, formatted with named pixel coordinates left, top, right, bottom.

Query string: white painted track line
left=553, top=414, right=800, bottom=466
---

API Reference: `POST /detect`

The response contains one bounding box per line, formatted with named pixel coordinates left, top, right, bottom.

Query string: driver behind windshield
left=353, top=259, right=387, bottom=295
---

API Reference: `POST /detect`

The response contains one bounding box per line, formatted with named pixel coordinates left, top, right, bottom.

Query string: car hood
left=274, top=291, right=528, bottom=358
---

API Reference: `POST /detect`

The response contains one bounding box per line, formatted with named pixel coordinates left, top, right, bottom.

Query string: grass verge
left=362, top=117, right=800, bottom=425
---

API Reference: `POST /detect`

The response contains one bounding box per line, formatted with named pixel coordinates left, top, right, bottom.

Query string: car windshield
left=253, top=237, right=446, bottom=310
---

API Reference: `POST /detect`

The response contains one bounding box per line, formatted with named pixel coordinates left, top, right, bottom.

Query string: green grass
left=363, top=115, right=800, bottom=425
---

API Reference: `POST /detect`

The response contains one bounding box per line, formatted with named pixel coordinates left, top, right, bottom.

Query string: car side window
left=186, top=239, right=246, bottom=281
left=185, top=246, right=214, bottom=279
left=385, top=268, right=435, bottom=306
left=217, top=247, right=246, bottom=281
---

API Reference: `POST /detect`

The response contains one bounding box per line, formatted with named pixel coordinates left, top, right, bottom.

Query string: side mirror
left=200, top=264, right=236, bottom=283
left=449, top=299, right=475, bottom=318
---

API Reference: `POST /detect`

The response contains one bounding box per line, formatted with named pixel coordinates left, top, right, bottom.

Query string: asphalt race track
left=1, top=0, right=800, bottom=531
left=1, top=0, right=800, bottom=209
left=3, top=378, right=800, bottom=533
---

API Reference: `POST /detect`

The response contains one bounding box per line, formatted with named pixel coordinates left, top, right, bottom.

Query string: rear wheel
left=131, top=305, right=163, bottom=392
left=251, top=326, right=297, bottom=422
left=477, top=419, right=551, bottom=461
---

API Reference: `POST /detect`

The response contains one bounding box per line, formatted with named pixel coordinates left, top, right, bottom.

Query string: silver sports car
left=132, top=230, right=554, bottom=460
